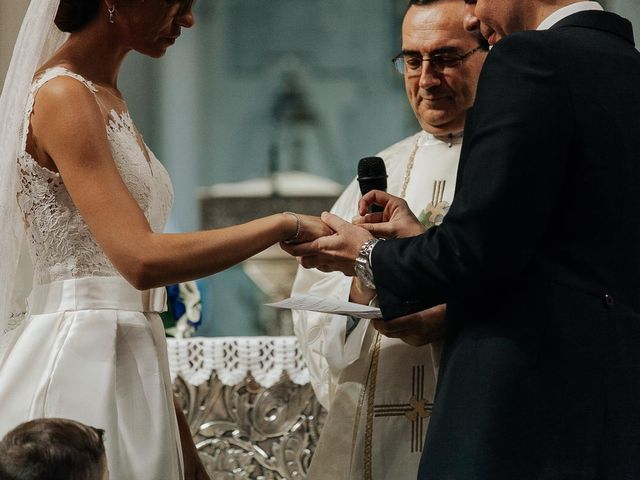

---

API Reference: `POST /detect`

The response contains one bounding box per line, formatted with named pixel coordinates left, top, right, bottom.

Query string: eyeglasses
left=392, top=45, right=484, bottom=76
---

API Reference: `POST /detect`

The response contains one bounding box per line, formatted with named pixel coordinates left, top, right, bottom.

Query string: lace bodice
left=16, top=68, right=173, bottom=285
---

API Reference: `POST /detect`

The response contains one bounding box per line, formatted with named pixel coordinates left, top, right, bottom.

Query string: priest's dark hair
left=0, top=418, right=106, bottom=480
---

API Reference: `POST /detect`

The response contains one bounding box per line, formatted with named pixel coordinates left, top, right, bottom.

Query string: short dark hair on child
left=0, top=418, right=106, bottom=480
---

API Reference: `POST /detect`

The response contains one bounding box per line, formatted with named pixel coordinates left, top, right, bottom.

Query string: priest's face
left=402, top=1, right=487, bottom=137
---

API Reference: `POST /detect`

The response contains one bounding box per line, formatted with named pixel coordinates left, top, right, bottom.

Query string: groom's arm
left=372, top=32, right=572, bottom=319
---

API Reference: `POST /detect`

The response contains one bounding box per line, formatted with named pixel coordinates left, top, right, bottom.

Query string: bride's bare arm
left=29, top=77, right=331, bottom=289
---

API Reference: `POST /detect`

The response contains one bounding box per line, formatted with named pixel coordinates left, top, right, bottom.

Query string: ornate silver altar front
left=168, top=337, right=326, bottom=479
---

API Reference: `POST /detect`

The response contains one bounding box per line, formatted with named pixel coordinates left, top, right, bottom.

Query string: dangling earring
left=108, top=4, right=116, bottom=24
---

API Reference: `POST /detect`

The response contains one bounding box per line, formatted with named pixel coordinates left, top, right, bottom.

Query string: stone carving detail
left=174, top=374, right=326, bottom=479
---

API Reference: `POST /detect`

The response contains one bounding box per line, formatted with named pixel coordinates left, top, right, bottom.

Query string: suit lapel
left=551, top=10, right=635, bottom=46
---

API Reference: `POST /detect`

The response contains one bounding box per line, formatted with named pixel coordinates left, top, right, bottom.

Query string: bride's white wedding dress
left=0, top=67, right=183, bottom=479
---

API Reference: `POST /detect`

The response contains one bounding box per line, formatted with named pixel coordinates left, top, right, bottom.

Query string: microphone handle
left=369, top=204, right=384, bottom=214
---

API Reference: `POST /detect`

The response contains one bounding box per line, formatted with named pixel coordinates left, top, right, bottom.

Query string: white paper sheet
left=266, top=294, right=382, bottom=319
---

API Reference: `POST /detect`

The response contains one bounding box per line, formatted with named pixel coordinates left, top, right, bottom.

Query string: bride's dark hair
left=55, top=0, right=101, bottom=33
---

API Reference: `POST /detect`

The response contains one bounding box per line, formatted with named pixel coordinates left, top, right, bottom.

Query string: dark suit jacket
left=371, top=11, right=640, bottom=480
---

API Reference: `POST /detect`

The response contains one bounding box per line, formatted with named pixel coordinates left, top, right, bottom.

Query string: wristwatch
left=354, top=238, right=381, bottom=290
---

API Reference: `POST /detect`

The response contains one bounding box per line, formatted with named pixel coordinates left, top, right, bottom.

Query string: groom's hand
left=281, top=212, right=373, bottom=276
left=371, top=304, right=447, bottom=347
left=354, top=190, right=425, bottom=239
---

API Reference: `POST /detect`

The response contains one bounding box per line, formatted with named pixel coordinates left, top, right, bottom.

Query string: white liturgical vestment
left=292, top=130, right=463, bottom=479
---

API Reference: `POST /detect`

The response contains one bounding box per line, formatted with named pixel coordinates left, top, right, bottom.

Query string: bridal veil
left=0, top=0, right=67, bottom=357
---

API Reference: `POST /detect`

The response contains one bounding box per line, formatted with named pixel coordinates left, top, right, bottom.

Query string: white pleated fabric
left=0, top=277, right=183, bottom=480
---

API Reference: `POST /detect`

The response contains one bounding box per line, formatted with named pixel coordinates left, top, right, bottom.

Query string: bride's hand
left=282, top=212, right=334, bottom=244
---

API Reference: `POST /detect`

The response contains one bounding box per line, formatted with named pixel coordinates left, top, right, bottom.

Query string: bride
left=0, top=0, right=330, bottom=478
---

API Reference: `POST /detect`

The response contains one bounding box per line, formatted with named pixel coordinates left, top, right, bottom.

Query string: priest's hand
left=349, top=276, right=377, bottom=305
left=371, top=304, right=447, bottom=347
left=354, top=190, right=425, bottom=239
left=281, top=212, right=373, bottom=276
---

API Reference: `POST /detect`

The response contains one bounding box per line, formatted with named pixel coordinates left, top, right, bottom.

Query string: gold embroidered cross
left=418, top=180, right=450, bottom=229
left=405, top=396, right=430, bottom=422
left=373, top=365, right=433, bottom=453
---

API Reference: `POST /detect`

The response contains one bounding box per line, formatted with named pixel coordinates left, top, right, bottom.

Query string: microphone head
left=357, top=156, right=386, bottom=180
left=357, top=156, right=387, bottom=194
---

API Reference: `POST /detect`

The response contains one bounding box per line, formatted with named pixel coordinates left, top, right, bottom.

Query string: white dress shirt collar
left=537, top=1, right=603, bottom=31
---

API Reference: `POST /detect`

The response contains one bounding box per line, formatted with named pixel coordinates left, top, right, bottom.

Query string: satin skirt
left=0, top=276, right=183, bottom=480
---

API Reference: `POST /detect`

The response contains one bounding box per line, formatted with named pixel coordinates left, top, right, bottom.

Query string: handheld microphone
left=357, top=156, right=387, bottom=213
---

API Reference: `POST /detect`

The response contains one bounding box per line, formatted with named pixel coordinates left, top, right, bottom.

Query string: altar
left=168, top=337, right=326, bottom=479
left=182, top=171, right=337, bottom=478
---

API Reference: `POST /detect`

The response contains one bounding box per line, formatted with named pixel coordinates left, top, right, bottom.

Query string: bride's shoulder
left=32, top=63, right=96, bottom=92
left=31, top=67, right=97, bottom=108
left=29, top=70, right=103, bottom=135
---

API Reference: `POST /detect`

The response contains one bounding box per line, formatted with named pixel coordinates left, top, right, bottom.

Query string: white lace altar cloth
left=167, top=337, right=310, bottom=388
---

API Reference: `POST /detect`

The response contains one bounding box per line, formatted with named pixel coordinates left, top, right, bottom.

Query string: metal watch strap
left=355, top=238, right=380, bottom=290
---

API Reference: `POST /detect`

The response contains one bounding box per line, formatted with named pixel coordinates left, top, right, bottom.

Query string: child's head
left=0, top=418, right=107, bottom=480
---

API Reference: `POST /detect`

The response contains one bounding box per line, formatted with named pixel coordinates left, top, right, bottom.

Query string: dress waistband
left=27, top=277, right=167, bottom=315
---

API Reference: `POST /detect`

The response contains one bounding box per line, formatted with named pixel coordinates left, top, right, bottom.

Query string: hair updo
left=55, top=0, right=101, bottom=33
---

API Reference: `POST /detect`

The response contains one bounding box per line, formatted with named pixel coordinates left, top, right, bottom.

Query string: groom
left=285, top=0, right=640, bottom=478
